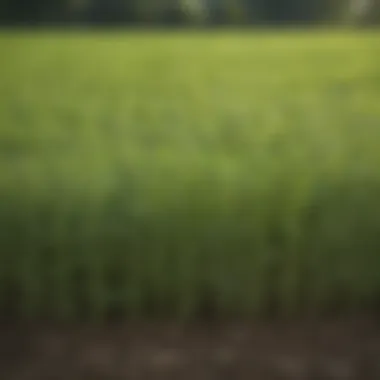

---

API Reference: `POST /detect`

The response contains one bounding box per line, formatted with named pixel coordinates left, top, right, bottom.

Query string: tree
left=347, top=0, right=380, bottom=24
left=0, top=0, right=49, bottom=24
left=0, top=0, right=87, bottom=24
left=86, top=0, right=136, bottom=24
left=180, top=0, right=209, bottom=24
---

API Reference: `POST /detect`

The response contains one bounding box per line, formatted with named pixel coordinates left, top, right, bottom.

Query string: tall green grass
left=0, top=31, right=380, bottom=320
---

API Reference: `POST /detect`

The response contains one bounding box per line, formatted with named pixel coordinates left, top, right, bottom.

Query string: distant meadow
left=0, top=31, right=380, bottom=320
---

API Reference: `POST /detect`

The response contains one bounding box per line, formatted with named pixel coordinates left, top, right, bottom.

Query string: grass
left=0, top=30, right=380, bottom=321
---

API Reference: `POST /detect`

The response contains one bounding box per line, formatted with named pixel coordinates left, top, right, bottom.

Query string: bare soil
left=1, top=316, right=380, bottom=380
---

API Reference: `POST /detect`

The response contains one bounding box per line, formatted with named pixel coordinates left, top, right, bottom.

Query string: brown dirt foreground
left=1, top=317, right=380, bottom=380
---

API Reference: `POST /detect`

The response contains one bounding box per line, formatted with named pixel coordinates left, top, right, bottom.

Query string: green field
left=0, top=31, right=380, bottom=321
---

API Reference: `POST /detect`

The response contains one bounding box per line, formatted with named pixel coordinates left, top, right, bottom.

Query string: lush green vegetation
left=1, top=0, right=379, bottom=26
left=0, top=31, right=380, bottom=321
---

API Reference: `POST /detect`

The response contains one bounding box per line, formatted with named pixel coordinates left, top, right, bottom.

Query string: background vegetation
left=0, top=31, right=379, bottom=321
left=0, top=0, right=380, bottom=27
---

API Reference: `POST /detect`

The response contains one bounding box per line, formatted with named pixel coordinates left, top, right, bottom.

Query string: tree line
left=1, top=0, right=379, bottom=26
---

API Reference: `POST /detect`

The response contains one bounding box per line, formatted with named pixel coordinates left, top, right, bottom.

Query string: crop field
left=0, top=31, right=380, bottom=321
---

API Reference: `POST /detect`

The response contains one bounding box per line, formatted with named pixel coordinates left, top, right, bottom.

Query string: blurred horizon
left=1, top=0, right=379, bottom=28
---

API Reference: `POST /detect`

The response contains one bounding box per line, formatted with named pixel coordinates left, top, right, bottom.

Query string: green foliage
left=0, top=31, right=380, bottom=321
left=1, top=0, right=377, bottom=25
